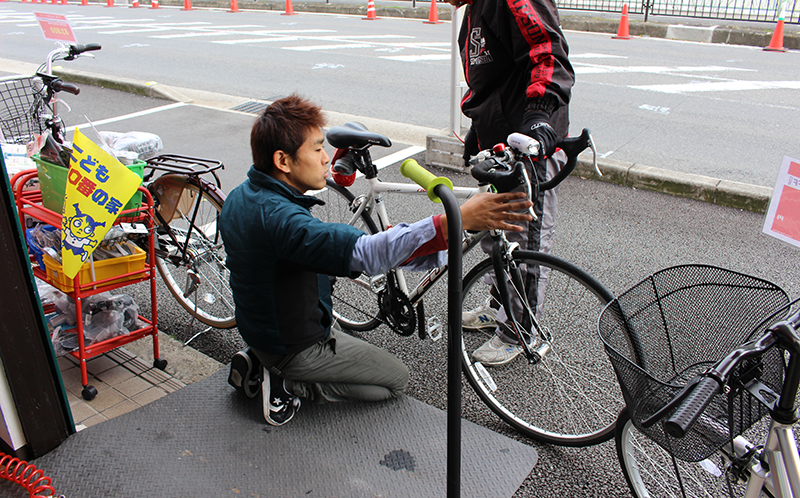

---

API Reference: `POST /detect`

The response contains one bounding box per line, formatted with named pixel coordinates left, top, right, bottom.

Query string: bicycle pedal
left=426, top=316, right=443, bottom=342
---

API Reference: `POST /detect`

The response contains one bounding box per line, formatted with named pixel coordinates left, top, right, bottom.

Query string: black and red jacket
left=458, top=0, right=575, bottom=148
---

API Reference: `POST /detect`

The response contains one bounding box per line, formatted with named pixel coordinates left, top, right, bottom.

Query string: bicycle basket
left=598, top=264, right=789, bottom=462
left=0, top=76, right=45, bottom=145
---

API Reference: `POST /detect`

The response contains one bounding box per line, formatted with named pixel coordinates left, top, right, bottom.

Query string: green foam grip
left=400, top=159, right=453, bottom=203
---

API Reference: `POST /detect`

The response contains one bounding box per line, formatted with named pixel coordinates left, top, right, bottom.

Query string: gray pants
left=251, top=323, right=409, bottom=403
left=481, top=150, right=565, bottom=334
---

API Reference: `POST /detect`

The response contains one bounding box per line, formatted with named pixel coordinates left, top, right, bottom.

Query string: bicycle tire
left=615, top=408, right=767, bottom=497
left=153, top=178, right=236, bottom=329
left=460, top=250, right=620, bottom=446
left=311, top=178, right=383, bottom=331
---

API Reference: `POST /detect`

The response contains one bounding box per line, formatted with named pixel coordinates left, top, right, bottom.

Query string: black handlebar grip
left=470, top=159, right=523, bottom=193
left=71, top=43, right=102, bottom=55
left=664, top=377, right=722, bottom=438
left=52, top=80, right=80, bottom=95
left=538, top=128, right=592, bottom=191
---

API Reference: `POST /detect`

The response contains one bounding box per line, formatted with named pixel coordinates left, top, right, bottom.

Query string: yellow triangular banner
left=61, top=129, right=142, bottom=279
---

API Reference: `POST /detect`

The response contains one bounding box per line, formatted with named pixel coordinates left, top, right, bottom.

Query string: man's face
left=282, top=127, right=330, bottom=193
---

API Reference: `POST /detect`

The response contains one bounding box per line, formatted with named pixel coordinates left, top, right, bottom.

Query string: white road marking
left=374, top=146, right=425, bottom=170
left=72, top=102, right=187, bottom=129
left=573, top=64, right=756, bottom=75
left=570, top=53, right=628, bottom=59
left=380, top=54, right=451, bottom=61
left=631, top=80, right=800, bottom=93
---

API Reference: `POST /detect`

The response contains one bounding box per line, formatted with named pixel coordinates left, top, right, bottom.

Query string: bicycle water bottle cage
left=326, top=122, right=392, bottom=149
left=471, top=158, right=523, bottom=193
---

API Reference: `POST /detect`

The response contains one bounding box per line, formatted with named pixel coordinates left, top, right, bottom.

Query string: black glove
left=521, top=110, right=557, bottom=161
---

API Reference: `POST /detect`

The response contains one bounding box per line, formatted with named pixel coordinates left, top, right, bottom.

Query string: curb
left=426, top=135, right=772, bottom=213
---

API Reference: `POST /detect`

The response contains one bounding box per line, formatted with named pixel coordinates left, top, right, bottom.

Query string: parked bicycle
left=314, top=122, right=621, bottom=446
left=599, top=264, right=800, bottom=497
left=0, top=43, right=235, bottom=331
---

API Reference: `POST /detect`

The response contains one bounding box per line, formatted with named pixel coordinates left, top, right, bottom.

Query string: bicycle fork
left=490, top=234, right=552, bottom=365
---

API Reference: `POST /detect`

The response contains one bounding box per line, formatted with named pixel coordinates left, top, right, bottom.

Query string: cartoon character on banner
left=63, top=204, right=106, bottom=263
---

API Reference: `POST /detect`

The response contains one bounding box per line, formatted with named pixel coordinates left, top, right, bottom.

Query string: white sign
left=763, top=156, right=800, bottom=249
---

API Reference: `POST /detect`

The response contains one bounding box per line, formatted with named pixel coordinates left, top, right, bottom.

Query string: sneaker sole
left=472, top=349, right=522, bottom=367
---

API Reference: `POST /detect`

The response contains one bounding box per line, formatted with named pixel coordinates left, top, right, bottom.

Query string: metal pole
left=449, top=5, right=463, bottom=136
left=433, top=184, right=462, bottom=497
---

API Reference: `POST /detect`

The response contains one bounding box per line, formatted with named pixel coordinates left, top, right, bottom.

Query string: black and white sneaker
left=262, top=367, right=300, bottom=426
left=228, top=348, right=262, bottom=399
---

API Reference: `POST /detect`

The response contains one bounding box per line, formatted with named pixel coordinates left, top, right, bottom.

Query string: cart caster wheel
left=82, top=385, right=98, bottom=401
left=154, top=358, right=168, bottom=370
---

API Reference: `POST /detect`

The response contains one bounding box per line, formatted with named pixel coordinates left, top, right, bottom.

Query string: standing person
left=220, top=94, right=534, bottom=426
left=444, top=0, right=576, bottom=365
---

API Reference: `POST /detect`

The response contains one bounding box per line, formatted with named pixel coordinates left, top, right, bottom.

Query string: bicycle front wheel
left=311, top=179, right=383, bottom=331
left=615, top=409, right=761, bottom=497
left=154, top=179, right=236, bottom=329
left=461, top=250, right=620, bottom=446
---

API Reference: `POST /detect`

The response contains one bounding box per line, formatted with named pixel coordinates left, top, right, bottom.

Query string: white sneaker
left=472, top=335, right=522, bottom=366
left=462, top=300, right=497, bottom=330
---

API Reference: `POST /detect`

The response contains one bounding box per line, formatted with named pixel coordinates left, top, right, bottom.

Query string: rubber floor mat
left=32, top=369, right=537, bottom=497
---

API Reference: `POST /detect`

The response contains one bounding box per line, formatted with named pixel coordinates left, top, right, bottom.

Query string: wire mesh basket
left=598, top=264, right=790, bottom=462
left=0, top=76, right=45, bottom=145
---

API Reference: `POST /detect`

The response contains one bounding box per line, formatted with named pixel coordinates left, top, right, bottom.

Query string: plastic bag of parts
left=48, top=292, right=140, bottom=355
left=98, top=131, right=163, bottom=160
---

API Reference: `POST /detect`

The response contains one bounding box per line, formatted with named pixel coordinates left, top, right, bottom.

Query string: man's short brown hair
left=251, top=94, right=326, bottom=174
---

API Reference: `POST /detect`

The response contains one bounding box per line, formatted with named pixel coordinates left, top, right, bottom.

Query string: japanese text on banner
left=61, top=129, right=142, bottom=279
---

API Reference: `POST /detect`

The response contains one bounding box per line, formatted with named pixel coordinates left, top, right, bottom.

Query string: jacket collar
left=247, top=165, right=325, bottom=208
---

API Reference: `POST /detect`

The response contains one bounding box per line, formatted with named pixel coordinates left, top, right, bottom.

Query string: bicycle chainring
left=378, top=279, right=416, bottom=336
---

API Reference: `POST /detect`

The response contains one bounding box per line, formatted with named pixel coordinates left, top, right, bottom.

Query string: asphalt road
left=1, top=3, right=799, bottom=188
left=4, top=77, right=798, bottom=496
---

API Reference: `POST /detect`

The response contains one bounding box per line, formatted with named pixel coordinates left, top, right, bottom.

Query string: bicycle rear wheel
left=311, top=179, right=383, bottom=331
left=460, top=250, right=620, bottom=446
left=615, top=408, right=764, bottom=497
left=153, top=178, right=235, bottom=329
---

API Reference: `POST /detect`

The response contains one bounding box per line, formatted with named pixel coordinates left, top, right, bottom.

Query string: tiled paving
left=57, top=348, right=187, bottom=429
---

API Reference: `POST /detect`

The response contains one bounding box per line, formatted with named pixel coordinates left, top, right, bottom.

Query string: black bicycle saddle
left=327, top=122, right=392, bottom=149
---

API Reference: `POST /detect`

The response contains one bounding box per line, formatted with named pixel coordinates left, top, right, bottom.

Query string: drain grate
left=231, top=100, right=269, bottom=114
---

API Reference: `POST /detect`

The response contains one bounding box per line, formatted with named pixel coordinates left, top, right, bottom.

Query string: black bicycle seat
left=327, top=122, right=392, bottom=149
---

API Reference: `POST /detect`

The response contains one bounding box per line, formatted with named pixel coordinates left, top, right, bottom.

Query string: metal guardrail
left=556, top=0, right=799, bottom=24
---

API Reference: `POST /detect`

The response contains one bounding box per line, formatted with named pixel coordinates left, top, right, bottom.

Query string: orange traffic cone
left=228, top=0, right=239, bottom=12
left=106, top=0, right=115, bottom=7
left=131, top=0, right=141, bottom=7
left=765, top=18, right=787, bottom=51
left=282, top=0, right=297, bottom=15
left=150, top=0, right=160, bottom=8
left=363, top=0, right=378, bottom=20
left=612, top=4, right=632, bottom=40
left=182, top=0, right=194, bottom=10
left=424, top=0, right=441, bottom=24
left=81, top=0, right=88, bottom=6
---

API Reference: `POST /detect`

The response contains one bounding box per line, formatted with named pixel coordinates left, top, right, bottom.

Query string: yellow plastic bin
left=41, top=246, right=147, bottom=292
left=33, top=155, right=145, bottom=215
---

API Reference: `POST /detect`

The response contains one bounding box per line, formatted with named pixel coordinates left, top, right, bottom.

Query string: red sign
left=35, top=12, right=76, bottom=43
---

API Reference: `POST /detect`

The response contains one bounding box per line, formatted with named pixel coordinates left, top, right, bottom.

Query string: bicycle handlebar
left=51, top=80, right=80, bottom=96
left=400, top=159, right=453, bottom=203
left=662, top=309, right=800, bottom=438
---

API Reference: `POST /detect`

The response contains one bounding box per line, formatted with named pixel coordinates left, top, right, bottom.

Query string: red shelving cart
left=11, top=169, right=164, bottom=400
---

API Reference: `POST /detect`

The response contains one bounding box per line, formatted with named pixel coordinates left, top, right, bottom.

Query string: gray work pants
left=252, top=323, right=409, bottom=403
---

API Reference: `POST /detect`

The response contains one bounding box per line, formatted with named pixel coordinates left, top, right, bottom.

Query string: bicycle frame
left=327, top=172, right=550, bottom=355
